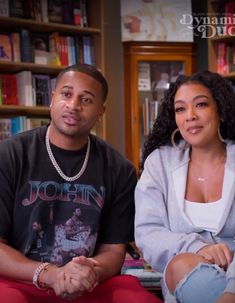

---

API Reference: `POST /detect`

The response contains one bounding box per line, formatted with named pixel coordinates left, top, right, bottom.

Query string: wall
left=102, top=0, right=125, bottom=155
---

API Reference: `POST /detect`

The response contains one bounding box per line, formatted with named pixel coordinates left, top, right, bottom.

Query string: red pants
left=0, top=275, right=162, bottom=303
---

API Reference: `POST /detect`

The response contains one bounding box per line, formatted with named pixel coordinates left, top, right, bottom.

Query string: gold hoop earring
left=218, top=126, right=226, bottom=143
left=171, top=128, right=186, bottom=150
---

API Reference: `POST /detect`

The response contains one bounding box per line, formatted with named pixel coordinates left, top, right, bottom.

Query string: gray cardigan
left=135, top=141, right=235, bottom=274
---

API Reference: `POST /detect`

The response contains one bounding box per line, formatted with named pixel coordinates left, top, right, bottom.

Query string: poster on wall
left=120, top=0, right=193, bottom=42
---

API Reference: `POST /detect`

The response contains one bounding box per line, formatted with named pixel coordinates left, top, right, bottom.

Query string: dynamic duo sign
left=180, top=14, right=235, bottom=38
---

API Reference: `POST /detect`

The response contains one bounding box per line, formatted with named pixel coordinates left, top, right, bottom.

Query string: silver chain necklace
left=45, top=127, right=90, bottom=182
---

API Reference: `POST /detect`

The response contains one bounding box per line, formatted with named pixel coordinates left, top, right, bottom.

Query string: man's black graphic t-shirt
left=0, top=126, right=137, bottom=266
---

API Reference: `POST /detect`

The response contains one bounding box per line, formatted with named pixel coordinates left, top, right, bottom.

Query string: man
left=0, top=64, right=161, bottom=303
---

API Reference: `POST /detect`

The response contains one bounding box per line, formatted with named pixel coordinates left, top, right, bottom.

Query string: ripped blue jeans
left=174, top=263, right=226, bottom=302
left=172, top=256, right=235, bottom=303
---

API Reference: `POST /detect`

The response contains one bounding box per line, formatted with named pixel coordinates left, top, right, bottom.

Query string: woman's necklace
left=196, top=176, right=207, bottom=182
left=45, top=127, right=90, bottom=182
left=190, top=155, right=226, bottom=183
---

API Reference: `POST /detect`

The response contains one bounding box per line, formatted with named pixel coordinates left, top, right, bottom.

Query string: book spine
left=20, top=29, right=33, bottom=63
left=16, top=71, right=33, bottom=106
left=0, top=0, right=9, bottom=17
left=40, top=0, right=48, bottom=22
left=74, top=35, right=83, bottom=64
left=10, top=33, right=21, bottom=62
left=73, top=0, right=82, bottom=26
left=62, top=0, right=74, bottom=24
left=0, top=34, right=12, bottom=61
left=81, top=0, right=88, bottom=27
left=32, top=74, right=51, bottom=106
left=1, top=74, right=18, bottom=105
left=49, top=32, right=61, bottom=66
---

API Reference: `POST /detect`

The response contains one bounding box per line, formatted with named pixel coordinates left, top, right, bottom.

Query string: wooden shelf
left=0, top=105, right=50, bottom=117
left=210, top=35, right=235, bottom=43
left=0, top=16, right=101, bottom=35
left=0, top=61, right=64, bottom=75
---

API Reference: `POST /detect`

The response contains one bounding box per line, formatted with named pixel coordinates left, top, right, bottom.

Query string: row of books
left=0, top=71, right=55, bottom=107
left=0, top=30, right=95, bottom=66
left=217, top=42, right=235, bottom=75
left=121, top=252, right=162, bottom=288
left=217, top=0, right=235, bottom=36
left=142, top=98, right=160, bottom=136
left=0, top=0, right=88, bottom=27
left=0, top=116, right=50, bottom=142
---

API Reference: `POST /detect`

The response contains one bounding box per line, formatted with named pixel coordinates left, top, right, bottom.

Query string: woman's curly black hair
left=141, top=70, right=235, bottom=169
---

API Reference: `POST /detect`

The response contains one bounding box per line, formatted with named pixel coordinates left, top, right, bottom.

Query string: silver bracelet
left=32, top=262, right=50, bottom=289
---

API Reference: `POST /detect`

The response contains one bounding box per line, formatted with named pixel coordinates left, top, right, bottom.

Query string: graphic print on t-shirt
left=50, top=208, right=96, bottom=265
left=23, top=180, right=105, bottom=265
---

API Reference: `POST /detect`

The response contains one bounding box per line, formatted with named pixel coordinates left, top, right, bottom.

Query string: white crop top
left=184, top=199, right=225, bottom=232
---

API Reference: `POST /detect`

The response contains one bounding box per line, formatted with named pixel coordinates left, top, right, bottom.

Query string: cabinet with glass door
left=123, top=41, right=195, bottom=174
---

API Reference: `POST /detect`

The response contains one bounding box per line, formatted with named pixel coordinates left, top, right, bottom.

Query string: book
left=9, top=0, right=25, bottom=18
left=74, top=35, right=83, bottom=64
left=82, top=35, right=95, bottom=66
left=1, top=74, right=18, bottom=105
left=11, top=116, right=26, bottom=135
left=225, top=1, right=235, bottom=36
left=73, top=0, right=81, bottom=26
left=20, top=29, right=33, bottom=63
left=48, top=0, right=63, bottom=23
left=67, top=36, right=76, bottom=65
left=122, top=253, right=145, bottom=268
left=10, top=32, right=21, bottom=62
left=26, top=117, right=50, bottom=130
left=62, top=0, right=74, bottom=24
left=59, top=36, right=68, bottom=66
left=121, top=251, right=162, bottom=288
left=0, top=34, right=12, bottom=61
left=32, top=74, right=51, bottom=106
left=217, top=42, right=227, bottom=75
left=49, top=32, right=61, bottom=66
left=16, top=70, right=33, bottom=106
left=81, top=0, right=88, bottom=27
left=32, top=33, right=50, bottom=65
left=0, top=0, right=9, bottom=16
left=40, top=0, right=48, bottom=22
left=9, top=0, right=31, bottom=18
left=32, top=0, right=43, bottom=22
left=138, top=62, right=151, bottom=91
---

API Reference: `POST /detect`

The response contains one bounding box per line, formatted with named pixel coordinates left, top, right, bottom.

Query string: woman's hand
left=197, top=243, right=233, bottom=270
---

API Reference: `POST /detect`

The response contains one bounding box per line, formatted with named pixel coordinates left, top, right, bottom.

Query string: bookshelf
left=123, top=41, right=195, bottom=174
left=207, top=0, right=235, bottom=79
left=0, top=0, right=105, bottom=138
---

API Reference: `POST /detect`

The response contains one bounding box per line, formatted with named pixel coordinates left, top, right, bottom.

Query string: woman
left=135, top=70, right=235, bottom=303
